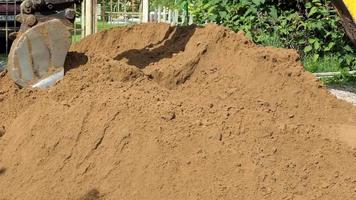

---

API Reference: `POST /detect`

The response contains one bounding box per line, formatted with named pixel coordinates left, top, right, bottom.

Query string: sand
left=0, top=23, right=355, bottom=200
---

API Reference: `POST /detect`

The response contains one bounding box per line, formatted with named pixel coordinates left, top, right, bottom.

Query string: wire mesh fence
left=71, top=0, right=143, bottom=43
left=0, top=0, right=191, bottom=66
left=0, top=0, right=19, bottom=53
left=0, top=0, right=20, bottom=69
left=71, top=0, right=192, bottom=43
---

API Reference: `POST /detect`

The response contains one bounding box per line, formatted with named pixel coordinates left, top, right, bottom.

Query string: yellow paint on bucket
left=343, top=0, right=356, bottom=21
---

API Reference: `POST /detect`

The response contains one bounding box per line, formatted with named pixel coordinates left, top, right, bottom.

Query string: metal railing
left=1, top=0, right=18, bottom=54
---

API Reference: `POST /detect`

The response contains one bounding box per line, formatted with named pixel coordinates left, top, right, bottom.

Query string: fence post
left=168, top=9, right=172, bottom=24
left=84, top=0, right=95, bottom=36
left=110, top=0, right=113, bottom=25
left=142, top=0, right=149, bottom=23
left=158, top=6, right=162, bottom=22
left=189, top=15, right=193, bottom=25
left=173, top=10, right=179, bottom=25
left=162, top=7, right=167, bottom=23
left=94, top=0, right=98, bottom=33
left=81, top=0, right=85, bottom=37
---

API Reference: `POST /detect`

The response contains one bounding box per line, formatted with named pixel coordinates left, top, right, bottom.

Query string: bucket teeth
left=7, top=19, right=71, bottom=88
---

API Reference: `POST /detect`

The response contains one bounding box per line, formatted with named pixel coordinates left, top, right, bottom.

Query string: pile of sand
left=0, top=23, right=355, bottom=199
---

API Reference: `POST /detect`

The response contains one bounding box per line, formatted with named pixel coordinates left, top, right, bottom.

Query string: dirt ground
left=0, top=23, right=356, bottom=200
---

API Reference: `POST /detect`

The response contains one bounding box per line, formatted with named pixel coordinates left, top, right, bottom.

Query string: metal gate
left=0, top=0, right=20, bottom=54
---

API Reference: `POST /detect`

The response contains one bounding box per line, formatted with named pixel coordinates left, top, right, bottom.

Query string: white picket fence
left=149, top=6, right=193, bottom=25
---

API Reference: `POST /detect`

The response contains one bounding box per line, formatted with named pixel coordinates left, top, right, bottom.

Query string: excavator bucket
left=332, top=0, right=356, bottom=45
left=7, top=19, right=71, bottom=88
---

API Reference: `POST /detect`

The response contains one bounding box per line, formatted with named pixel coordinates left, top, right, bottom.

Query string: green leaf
left=269, top=6, right=278, bottom=19
left=305, top=2, right=312, bottom=9
left=219, top=11, right=228, bottom=18
left=312, top=54, right=319, bottom=62
left=304, top=45, right=313, bottom=53
left=345, top=55, right=353, bottom=65
left=252, top=0, right=262, bottom=6
left=308, top=38, right=316, bottom=43
left=314, top=41, right=320, bottom=50
left=324, top=42, right=335, bottom=51
left=308, top=7, right=318, bottom=17
left=344, top=45, right=353, bottom=52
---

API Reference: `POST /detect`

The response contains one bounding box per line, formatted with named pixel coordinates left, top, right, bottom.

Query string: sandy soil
left=0, top=24, right=355, bottom=200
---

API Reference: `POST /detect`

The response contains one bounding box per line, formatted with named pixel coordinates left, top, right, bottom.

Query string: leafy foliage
left=187, top=0, right=355, bottom=71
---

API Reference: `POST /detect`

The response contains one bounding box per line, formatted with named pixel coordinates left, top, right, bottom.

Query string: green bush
left=188, top=0, right=355, bottom=72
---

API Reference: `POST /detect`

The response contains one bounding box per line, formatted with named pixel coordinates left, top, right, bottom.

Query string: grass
left=97, top=21, right=119, bottom=31
left=303, top=55, right=356, bottom=86
left=71, top=21, right=125, bottom=43
left=303, top=55, right=344, bottom=73
left=71, top=32, right=82, bottom=43
left=320, top=71, right=356, bottom=87
left=321, top=77, right=356, bottom=87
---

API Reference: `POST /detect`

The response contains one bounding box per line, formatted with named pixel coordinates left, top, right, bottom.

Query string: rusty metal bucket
left=7, top=19, right=71, bottom=88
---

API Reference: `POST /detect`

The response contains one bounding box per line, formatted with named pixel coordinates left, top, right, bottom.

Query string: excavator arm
left=332, top=0, right=356, bottom=45
left=7, top=0, right=81, bottom=88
